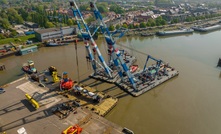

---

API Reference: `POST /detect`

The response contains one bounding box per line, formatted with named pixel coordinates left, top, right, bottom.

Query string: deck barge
left=156, top=28, right=194, bottom=36
left=115, top=64, right=179, bottom=97
left=192, top=24, right=221, bottom=32
left=89, top=52, right=137, bottom=83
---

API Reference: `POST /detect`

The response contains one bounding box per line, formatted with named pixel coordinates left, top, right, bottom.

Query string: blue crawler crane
left=70, top=1, right=113, bottom=78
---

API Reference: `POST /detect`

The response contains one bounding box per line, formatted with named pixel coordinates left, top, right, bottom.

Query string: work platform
left=0, top=75, right=129, bottom=134
left=57, top=83, right=118, bottom=117
left=115, top=65, right=179, bottom=97
left=89, top=52, right=137, bottom=83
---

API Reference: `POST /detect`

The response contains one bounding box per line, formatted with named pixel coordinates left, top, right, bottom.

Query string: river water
left=1, top=31, right=221, bottom=134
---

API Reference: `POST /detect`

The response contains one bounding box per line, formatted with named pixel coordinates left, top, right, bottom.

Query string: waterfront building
left=35, top=26, right=77, bottom=42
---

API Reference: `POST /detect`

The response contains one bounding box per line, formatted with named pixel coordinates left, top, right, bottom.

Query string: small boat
left=122, top=127, right=134, bottom=134
left=60, top=72, right=73, bottom=90
left=22, top=60, right=37, bottom=74
left=46, top=39, right=69, bottom=47
left=130, top=65, right=138, bottom=73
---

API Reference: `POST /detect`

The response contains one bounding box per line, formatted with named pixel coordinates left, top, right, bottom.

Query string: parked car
left=0, top=88, right=5, bottom=94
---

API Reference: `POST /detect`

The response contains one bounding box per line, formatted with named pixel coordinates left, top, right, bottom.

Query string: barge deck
left=89, top=52, right=137, bottom=83
left=115, top=64, right=179, bottom=97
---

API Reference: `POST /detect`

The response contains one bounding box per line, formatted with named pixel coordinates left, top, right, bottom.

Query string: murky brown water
left=1, top=31, right=221, bottom=134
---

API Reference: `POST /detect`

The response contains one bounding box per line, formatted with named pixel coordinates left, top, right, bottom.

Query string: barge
left=192, top=24, right=221, bottom=32
left=115, top=55, right=179, bottom=97
left=156, top=28, right=194, bottom=36
left=115, top=63, right=179, bottom=97
left=89, top=51, right=137, bottom=83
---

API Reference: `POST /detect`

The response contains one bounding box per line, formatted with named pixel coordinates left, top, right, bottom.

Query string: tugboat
left=22, top=60, right=37, bottom=74
left=60, top=72, right=73, bottom=90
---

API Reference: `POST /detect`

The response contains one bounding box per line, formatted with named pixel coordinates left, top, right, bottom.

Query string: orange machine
left=61, top=124, right=82, bottom=134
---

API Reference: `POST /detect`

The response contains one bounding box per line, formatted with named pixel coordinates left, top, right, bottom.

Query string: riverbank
left=124, top=16, right=221, bottom=36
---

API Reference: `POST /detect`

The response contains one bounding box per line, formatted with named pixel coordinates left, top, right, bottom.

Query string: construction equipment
left=70, top=1, right=112, bottom=78
left=89, top=1, right=137, bottom=90
left=61, top=124, right=82, bottom=134
left=25, top=93, right=40, bottom=109
left=69, top=1, right=179, bottom=96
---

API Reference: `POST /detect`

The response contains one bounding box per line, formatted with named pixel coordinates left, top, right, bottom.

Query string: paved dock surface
left=0, top=77, right=124, bottom=134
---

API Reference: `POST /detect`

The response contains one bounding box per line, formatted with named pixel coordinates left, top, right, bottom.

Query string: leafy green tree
left=171, top=18, right=179, bottom=24
left=0, top=34, right=6, bottom=39
left=128, top=24, right=134, bottom=29
left=26, top=15, right=32, bottom=21
left=1, top=0, right=8, bottom=4
left=109, top=25, right=115, bottom=31
left=45, top=21, right=55, bottom=28
left=139, top=22, right=146, bottom=28
left=122, top=24, right=128, bottom=29
left=0, top=18, right=10, bottom=29
left=148, top=19, right=156, bottom=27
left=67, top=19, right=73, bottom=26
left=79, top=4, right=89, bottom=11
left=110, top=4, right=125, bottom=14
left=97, top=3, right=108, bottom=13
left=18, top=8, right=28, bottom=21
left=15, top=15, right=24, bottom=24
left=146, top=22, right=151, bottom=27
left=116, top=24, right=120, bottom=29
left=10, top=30, right=17, bottom=37
left=86, top=16, right=95, bottom=24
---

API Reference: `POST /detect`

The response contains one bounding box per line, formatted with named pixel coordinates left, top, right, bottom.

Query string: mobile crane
left=70, top=1, right=112, bottom=79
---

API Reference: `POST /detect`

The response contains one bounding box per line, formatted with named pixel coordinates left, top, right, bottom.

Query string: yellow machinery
left=52, top=71, right=60, bottom=83
left=25, top=94, right=40, bottom=109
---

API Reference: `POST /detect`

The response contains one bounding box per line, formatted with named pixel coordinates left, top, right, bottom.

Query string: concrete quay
left=0, top=77, right=128, bottom=134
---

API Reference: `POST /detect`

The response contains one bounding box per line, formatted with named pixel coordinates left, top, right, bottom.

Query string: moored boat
left=156, top=28, right=194, bottom=36
left=22, top=60, right=37, bottom=74
left=46, top=39, right=69, bottom=47
left=192, top=24, right=221, bottom=32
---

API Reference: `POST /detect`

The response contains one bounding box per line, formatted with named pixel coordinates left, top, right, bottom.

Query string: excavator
left=61, top=124, right=82, bottom=134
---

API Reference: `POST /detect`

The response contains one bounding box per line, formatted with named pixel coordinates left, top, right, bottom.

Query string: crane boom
left=90, top=2, right=137, bottom=91
left=70, top=0, right=112, bottom=78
